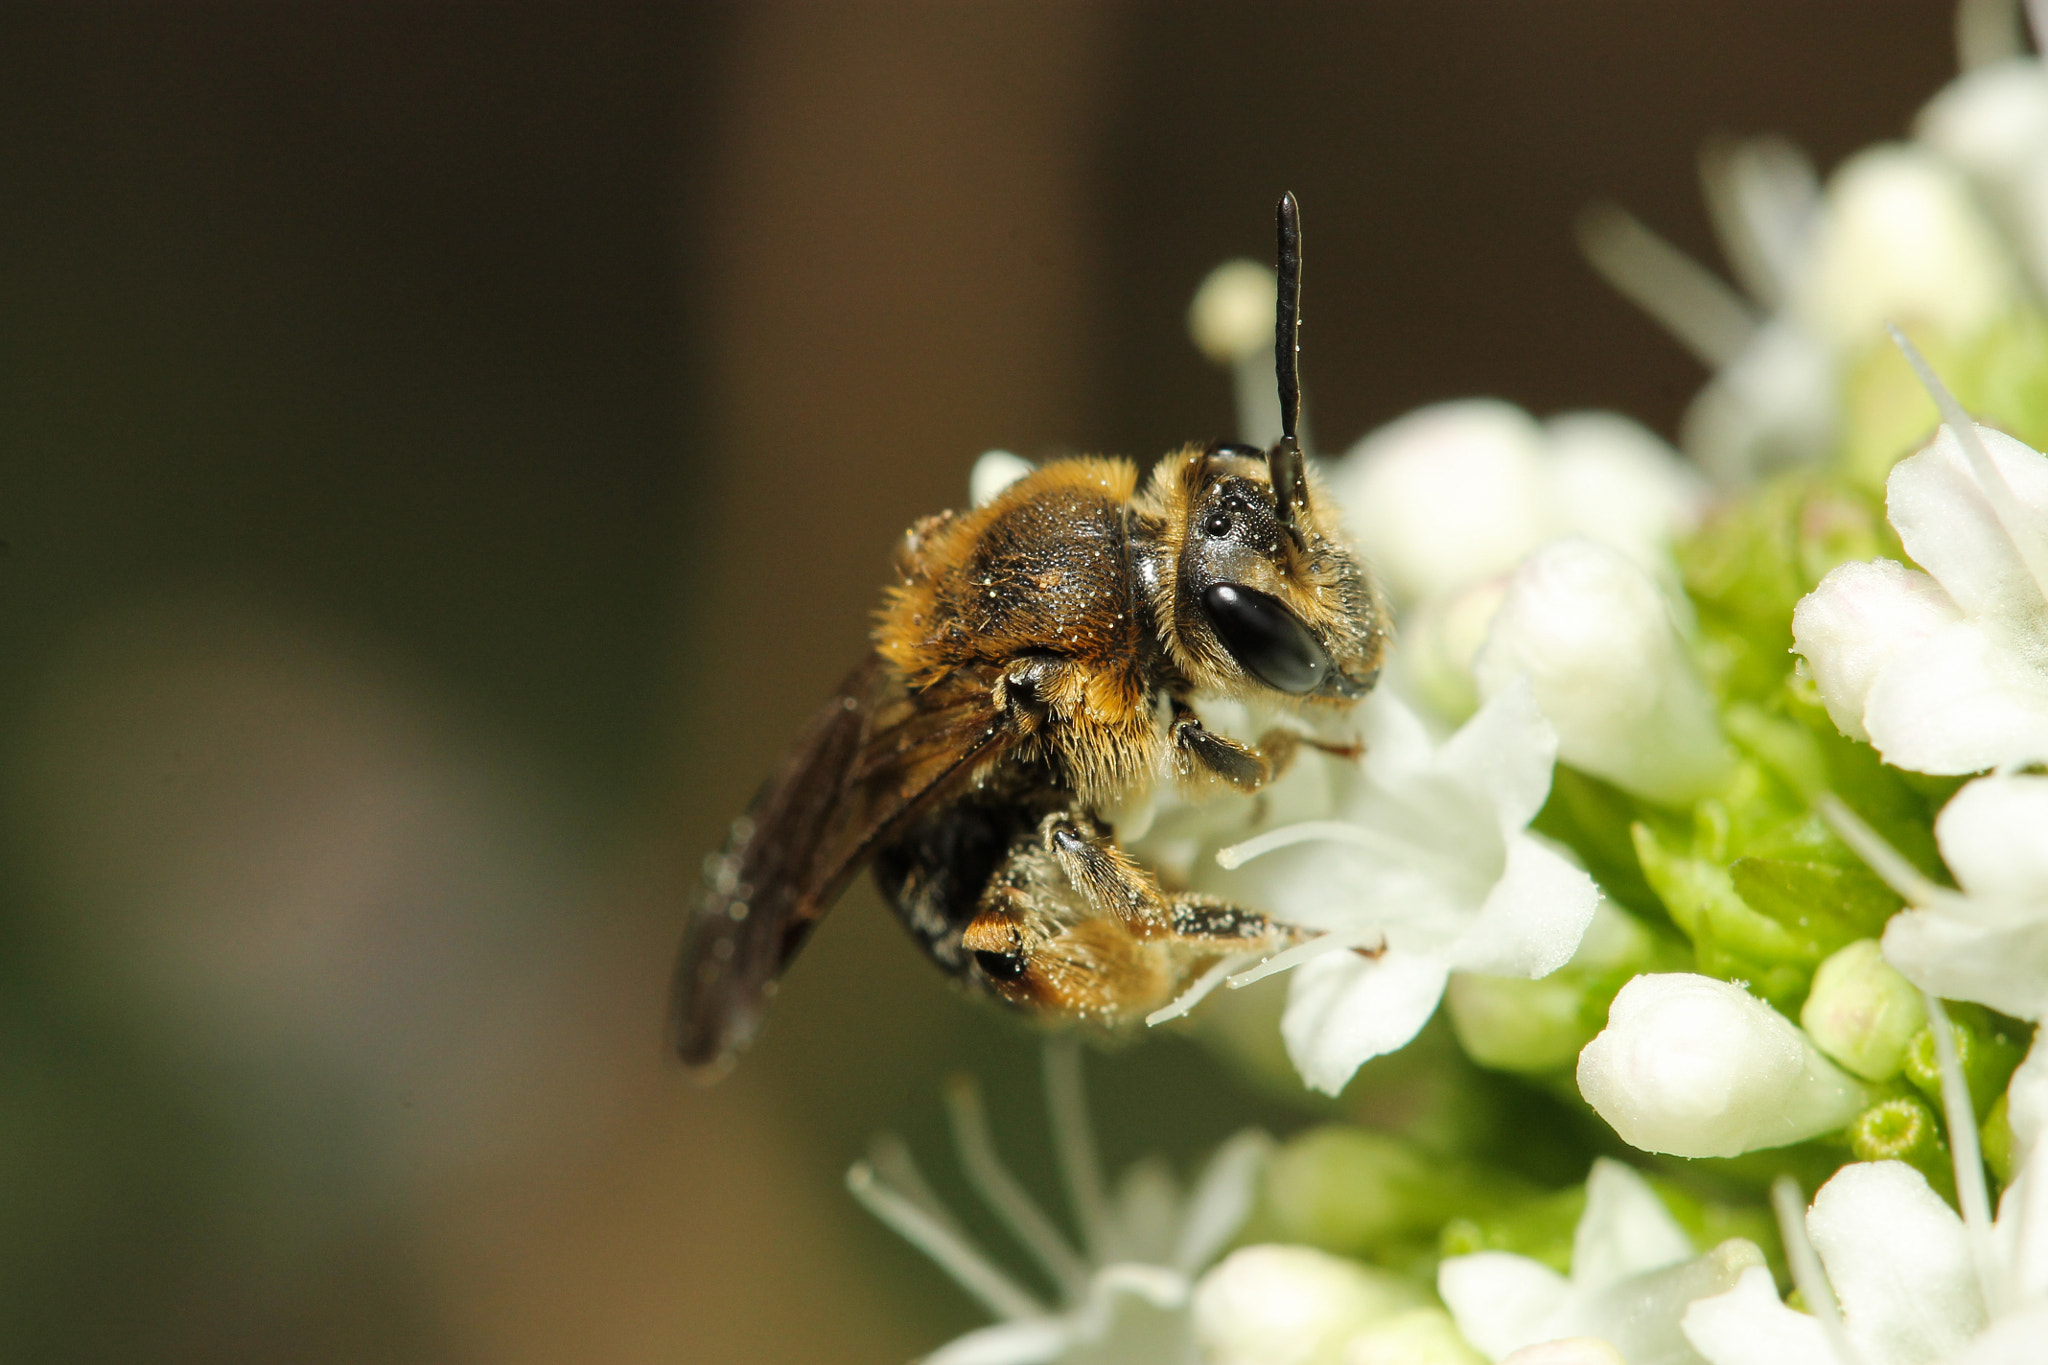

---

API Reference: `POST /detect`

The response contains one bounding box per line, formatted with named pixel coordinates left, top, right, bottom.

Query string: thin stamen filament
left=946, top=1077, right=1090, bottom=1298
left=1770, top=1176, right=1864, bottom=1365
left=1043, top=1038, right=1112, bottom=1262
left=1146, top=951, right=1260, bottom=1028
left=1578, top=200, right=1760, bottom=368
left=1226, top=930, right=1381, bottom=990
left=1922, top=993, right=2005, bottom=1313
left=1217, top=818, right=1476, bottom=887
left=1815, top=794, right=1959, bottom=909
left=847, top=1163, right=1047, bottom=1322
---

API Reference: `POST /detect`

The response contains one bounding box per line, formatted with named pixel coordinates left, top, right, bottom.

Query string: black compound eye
left=973, top=949, right=1027, bottom=982
left=1202, top=583, right=1332, bottom=694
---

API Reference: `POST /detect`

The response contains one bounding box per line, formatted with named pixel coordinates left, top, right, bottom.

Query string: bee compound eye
left=972, top=949, right=1028, bottom=982
left=1201, top=583, right=1332, bottom=694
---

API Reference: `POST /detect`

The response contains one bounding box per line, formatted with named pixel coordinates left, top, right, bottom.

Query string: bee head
left=1149, top=445, right=1387, bottom=703
left=1139, top=193, right=1388, bottom=705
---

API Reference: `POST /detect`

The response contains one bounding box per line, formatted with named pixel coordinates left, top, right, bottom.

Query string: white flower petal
left=1937, top=775, right=2048, bottom=901
left=1569, top=1158, right=1695, bottom=1293
left=1950, top=1298, right=2048, bottom=1365
left=925, top=1319, right=1074, bottom=1365
left=1196, top=1245, right=1421, bottom=1365
left=1433, top=676, right=1560, bottom=834
left=1861, top=620, right=2048, bottom=775
left=1681, top=1264, right=1836, bottom=1365
left=1887, top=424, right=2048, bottom=628
left=2007, top=1028, right=2048, bottom=1164
left=1680, top=320, right=1838, bottom=484
left=1438, top=1251, right=1573, bottom=1362
left=1331, top=400, right=1554, bottom=607
left=1475, top=539, right=1735, bottom=806
left=1569, top=1238, right=1763, bottom=1365
left=1994, top=1154, right=2048, bottom=1305
left=1498, top=1341, right=1625, bottom=1365
left=1281, top=949, right=1450, bottom=1095
left=1447, top=836, right=1602, bottom=980
left=1808, top=1161, right=1985, bottom=1365
left=1577, top=974, right=1868, bottom=1158
left=1546, top=410, right=1708, bottom=570
left=1791, top=558, right=1961, bottom=742
left=1916, top=59, right=2048, bottom=210
left=1882, top=902, right=2048, bottom=1021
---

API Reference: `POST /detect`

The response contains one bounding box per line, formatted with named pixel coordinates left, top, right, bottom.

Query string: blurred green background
left=0, top=3, right=1959, bottom=1361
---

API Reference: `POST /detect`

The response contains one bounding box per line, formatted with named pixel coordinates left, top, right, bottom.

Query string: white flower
left=1327, top=401, right=1702, bottom=612
left=1148, top=678, right=1600, bottom=1096
left=1682, top=1145, right=2048, bottom=1365
left=1576, top=973, right=1870, bottom=1159
left=849, top=1041, right=1268, bottom=1365
left=1192, top=1244, right=1425, bottom=1365
left=1793, top=411, right=2048, bottom=775
left=1439, top=1157, right=1765, bottom=1364
left=1475, top=539, right=1737, bottom=807
left=1820, top=777, right=2048, bottom=1022
left=1684, top=980, right=2048, bottom=1365
left=1792, top=143, right=2019, bottom=353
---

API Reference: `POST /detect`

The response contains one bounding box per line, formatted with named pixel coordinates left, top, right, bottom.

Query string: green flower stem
left=1848, top=1095, right=1955, bottom=1202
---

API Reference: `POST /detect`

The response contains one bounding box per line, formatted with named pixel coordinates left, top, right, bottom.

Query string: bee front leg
left=1169, top=700, right=1359, bottom=793
left=1040, top=811, right=1174, bottom=936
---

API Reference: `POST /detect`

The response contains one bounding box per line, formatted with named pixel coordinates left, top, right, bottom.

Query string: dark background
left=0, top=3, right=1959, bottom=1361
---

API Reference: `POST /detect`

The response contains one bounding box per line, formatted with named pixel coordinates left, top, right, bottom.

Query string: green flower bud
left=1799, top=939, right=1928, bottom=1081
left=1848, top=1095, right=1955, bottom=1202
left=1982, top=1090, right=2016, bottom=1186
left=1904, top=1008, right=2026, bottom=1121
left=1446, top=974, right=1590, bottom=1073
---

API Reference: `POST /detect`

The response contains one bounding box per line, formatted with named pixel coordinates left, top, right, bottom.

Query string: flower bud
left=1545, top=411, right=1707, bottom=571
left=1329, top=400, right=1552, bottom=607
left=1799, top=938, right=1929, bottom=1081
left=1343, top=1308, right=1486, bottom=1365
left=1395, top=577, right=1508, bottom=723
left=1262, top=1127, right=1451, bottom=1255
left=1194, top=1244, right=1424, bottom=1365
left=1681, top=320, right=1839, bottom=485
left=1795, top=143, right=2018, bottom=352
left=1577, top=973, right=1870, bottom=1158
left=1474, top=539, right=1736, bottom=806
left=969, top=449, right=1033, bottom=507
left=1189, top=259, right=1277, bottom=365
left=1448, top=906, right=1663, bottom=1074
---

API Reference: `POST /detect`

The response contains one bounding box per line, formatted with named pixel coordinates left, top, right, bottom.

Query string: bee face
left=1147, top=447, right=1388, bottom=704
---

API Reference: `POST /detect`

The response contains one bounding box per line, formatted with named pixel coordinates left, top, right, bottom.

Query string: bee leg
left=1160, top=894, right=1302, bottom=952
left=1038, top=811, right=1176, bottom=937
left=1170, top=701, right=1358, bottom=793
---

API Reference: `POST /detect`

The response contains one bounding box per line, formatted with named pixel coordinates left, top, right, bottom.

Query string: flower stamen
left=945, top=1076, right=1090, bottom=1297
left=1769, top=1174, right=1865, bottom=1365
left=1922, top=991, right=2007, bottom=1314
left=847, top=1157, right=1048, bottom=1322
left=1044, top=1037, right=1114, bottom=1262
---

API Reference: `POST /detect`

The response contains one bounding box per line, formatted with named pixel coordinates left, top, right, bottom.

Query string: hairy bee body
left=671, top=193, right=1390, bottom=1075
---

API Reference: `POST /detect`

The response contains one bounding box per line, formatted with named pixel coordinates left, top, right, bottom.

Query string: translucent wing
left=669, top=656, right=1010, bottom=1075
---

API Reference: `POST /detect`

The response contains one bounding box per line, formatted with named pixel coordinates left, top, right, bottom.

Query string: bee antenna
left=1269, top=192, right=1309, bottom=531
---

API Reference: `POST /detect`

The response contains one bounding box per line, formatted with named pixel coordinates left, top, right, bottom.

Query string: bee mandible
left=672, top=194, right=1390, bottom=1076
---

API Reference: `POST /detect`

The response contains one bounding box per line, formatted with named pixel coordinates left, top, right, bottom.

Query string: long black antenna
left=1270, top=192, right=1308, bottom=531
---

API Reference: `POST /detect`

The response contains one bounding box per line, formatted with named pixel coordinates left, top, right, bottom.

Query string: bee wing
left=669, top=656, right=1009, bottom=1075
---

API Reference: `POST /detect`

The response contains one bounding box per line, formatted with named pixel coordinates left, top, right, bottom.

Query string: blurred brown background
left=0, top=3, right=1960, bottom=1362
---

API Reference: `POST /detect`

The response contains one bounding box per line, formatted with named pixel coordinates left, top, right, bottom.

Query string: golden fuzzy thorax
left=876, top=458, right=1163, bottom=808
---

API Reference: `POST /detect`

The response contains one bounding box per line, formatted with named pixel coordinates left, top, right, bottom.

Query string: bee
left=671, top=194, right=1389, bottom=1075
